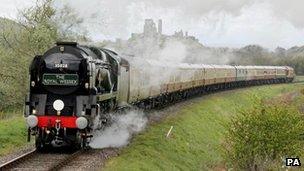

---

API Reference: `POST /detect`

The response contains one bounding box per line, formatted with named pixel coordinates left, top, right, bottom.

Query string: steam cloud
left=89, top=110, right=148, bottom=148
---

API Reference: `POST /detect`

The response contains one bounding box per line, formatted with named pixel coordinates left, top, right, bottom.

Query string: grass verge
left=0, top=113, right=28, bottom=157
left=104, top=83, right=304, bottom=171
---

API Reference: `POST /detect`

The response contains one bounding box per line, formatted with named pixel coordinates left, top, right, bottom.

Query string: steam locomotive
left=24, top=42, right=295, bottom=150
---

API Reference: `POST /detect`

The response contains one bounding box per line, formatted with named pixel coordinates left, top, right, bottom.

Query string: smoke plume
left=89, top=110, right=148, bottom=148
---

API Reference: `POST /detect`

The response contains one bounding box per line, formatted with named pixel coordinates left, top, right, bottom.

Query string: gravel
left=0, top=144, right=35, bottom=166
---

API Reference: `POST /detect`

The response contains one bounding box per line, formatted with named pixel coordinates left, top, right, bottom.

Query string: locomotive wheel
left=75, top=131, right=90, bottom=149
left=75, top=131, right=83, bottom=150
left=35, top=136, right=50, bottom=152
left=35, top=137, right=43, bottom=151
left=82, top=137, right=88, bottom=149
left=35, top=129, right=47, bottom=152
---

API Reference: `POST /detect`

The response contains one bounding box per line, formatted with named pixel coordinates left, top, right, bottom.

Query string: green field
left=104, top=83, right=304, bottom=171
left=0, top=113, right=28, bottom=156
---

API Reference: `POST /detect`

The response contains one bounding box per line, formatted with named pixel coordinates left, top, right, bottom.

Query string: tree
left=1, top=0, right=88, bottom=57
left=0, top=0, right=88, bottom=110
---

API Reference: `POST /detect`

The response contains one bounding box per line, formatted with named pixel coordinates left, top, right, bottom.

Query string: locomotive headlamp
left=32, top=109, right=37, bottom=115
left=26, top=115, right=38, bottom=128
left=85, top=83, right=89, bottom=89
left=76, top=117, right=88, bottom=129
left=53, top=99, right=64, bottom=111
left=31, top=81, right=35, bottom=87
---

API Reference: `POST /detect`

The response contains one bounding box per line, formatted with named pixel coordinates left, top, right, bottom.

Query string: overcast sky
left=1, top=0, right=304, bottom=49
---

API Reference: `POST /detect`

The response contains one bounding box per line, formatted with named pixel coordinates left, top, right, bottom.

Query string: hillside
left=0, top=17, right=21, bottom=45
left=103, top=82, right=304, bottom=170
left=0, top=17, right=19, bottom=29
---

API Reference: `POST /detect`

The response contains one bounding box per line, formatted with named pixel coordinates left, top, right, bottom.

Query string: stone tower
left=144, top=19, right=157, bottom=36
left=158, top=19, right=162, bottom=34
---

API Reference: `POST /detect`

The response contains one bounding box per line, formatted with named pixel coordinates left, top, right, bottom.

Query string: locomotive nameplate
left=42, top=74, right=78, bottom=86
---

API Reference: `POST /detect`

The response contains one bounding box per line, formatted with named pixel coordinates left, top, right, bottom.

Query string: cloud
left=195, top=2, right=304, bottom=49
left=57, top=0, right=304, bottom=49
left=261, top=0, right=304, bottom=28
left=1, top=0, right=304, bottom=49
left=0, top=0, right=35, bottom=19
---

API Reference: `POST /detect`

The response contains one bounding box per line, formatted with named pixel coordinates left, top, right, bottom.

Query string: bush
left=224, top=101, right=304, bottom=170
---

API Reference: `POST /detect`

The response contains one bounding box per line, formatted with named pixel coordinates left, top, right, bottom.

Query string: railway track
left=0, top=148, right=118, bottom=171
left=0, top=149, right=36, bottom=170
left=0, top=149, right=83, bottom=171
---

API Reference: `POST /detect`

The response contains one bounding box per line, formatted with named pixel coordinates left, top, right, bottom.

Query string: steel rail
left=0, top=149, right=36, bottom=170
